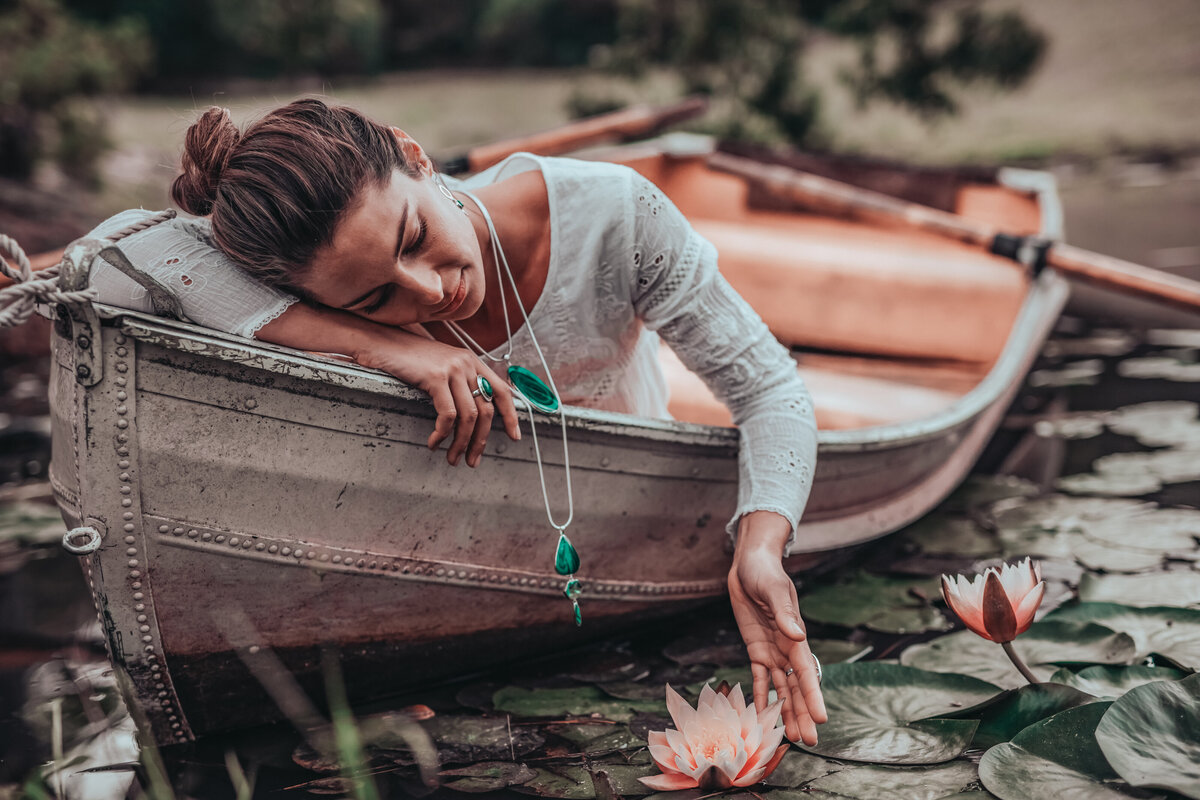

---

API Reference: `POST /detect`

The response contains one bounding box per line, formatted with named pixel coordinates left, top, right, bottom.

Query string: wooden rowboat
left=43, top=138, right=1068, bottom=744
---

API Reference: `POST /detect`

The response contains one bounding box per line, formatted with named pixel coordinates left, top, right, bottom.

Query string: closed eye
left=402, top=218, right=427, bottom=256
left=361, top=285, right=394, bottom=314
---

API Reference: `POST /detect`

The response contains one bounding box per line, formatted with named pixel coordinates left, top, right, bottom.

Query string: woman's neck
left=442, top=173, right=551, bottom=353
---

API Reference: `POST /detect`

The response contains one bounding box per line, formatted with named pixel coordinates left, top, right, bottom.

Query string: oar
left=708, top=152, right=1200, bottom=315
left=438, top=96, right=709, bottom=176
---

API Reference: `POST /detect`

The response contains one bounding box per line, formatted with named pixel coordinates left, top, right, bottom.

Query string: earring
left=435, top=175, right=465, bottom=210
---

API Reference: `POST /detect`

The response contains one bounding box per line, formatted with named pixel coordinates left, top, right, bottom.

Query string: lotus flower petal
left=639, top=772, right=699, bottom=791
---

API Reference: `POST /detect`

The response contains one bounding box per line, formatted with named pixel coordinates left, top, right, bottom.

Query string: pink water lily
left=941, top=557, right=1046, bottom=685
left=940, top=557, right=1045, bottom=643
left=639, top=683, right=790, bottom=791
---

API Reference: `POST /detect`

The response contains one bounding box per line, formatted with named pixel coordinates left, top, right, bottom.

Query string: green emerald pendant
left=554, top=533, right=580, bottom=575
left=563, top=579, right=583, bottom=627
left=508, top=365, right=559, bottom=413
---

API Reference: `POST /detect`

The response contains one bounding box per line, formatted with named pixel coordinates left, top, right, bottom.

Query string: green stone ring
left=472, top=375, right=494, bottom=403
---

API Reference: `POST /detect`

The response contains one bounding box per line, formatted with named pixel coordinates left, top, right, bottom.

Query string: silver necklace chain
left=444, top=190, right=574, bottom=534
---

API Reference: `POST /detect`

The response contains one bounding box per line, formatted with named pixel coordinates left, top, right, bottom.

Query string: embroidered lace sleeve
left=628, top=176, right=818, bottom=555
left=87, top=210, right=299, bottom=339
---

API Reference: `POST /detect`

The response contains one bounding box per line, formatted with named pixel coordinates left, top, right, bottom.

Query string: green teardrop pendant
left=573, top=600, right=583, bottom=627
left=508, top=365, right=559, bottom=413
left=554, top=533, right=580, bottom=575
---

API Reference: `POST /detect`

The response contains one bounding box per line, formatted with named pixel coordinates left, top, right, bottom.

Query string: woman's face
left=299, top=168, right=487, bottom=326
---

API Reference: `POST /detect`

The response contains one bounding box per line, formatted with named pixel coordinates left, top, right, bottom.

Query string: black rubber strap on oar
left=990, top=233, right=1053, bottom=276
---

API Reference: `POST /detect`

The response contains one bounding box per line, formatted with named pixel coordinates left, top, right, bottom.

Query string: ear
left=390, top=126, right=434, bottom=177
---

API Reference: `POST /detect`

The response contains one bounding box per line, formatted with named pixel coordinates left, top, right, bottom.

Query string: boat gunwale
left=91, top=265, right=1064, bottom=454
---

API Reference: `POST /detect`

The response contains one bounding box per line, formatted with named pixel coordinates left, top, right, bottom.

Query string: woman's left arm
left=627, top=173, right=825, bottom=743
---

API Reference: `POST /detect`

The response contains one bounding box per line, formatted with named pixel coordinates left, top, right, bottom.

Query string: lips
left=437, top=274, right=467, bottom=316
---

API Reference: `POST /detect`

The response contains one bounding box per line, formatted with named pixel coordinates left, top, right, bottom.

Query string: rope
left=0, top=209, right=177, bottom=331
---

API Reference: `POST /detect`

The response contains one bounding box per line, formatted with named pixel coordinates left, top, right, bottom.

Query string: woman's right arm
left=255, top=301, right=522, bottom=467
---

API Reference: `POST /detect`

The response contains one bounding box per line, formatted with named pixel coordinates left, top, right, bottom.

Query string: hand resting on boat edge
left=85, top=99, right=826, bottom=744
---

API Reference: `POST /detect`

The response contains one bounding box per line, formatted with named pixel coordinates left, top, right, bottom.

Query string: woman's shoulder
left=86, top=209, right=213, bottom=244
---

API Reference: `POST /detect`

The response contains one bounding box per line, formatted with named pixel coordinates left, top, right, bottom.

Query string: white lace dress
left=88, top=153, right=818, bottom=553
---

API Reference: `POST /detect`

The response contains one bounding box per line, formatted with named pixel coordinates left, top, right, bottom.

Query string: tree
left=598, top=0, right=1046, bottom=145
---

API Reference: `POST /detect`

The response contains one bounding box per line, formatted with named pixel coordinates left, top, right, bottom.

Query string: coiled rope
left=0, top=209, right=177, bottom=330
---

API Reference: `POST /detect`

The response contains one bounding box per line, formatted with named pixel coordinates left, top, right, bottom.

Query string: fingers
left=751, top=662, right=770, bottom=715
left=464, top=383, right=497, bottom=468
left=785, top=668, right=818, bottom=745
left=426, top=383, right=458, bottom=452
left=445, top=375, right=479, bottom=466
left=770, top=666, right=802, bottom=743
left=479, top=364, right=522, bottom=442
left=791, top=642, right=828, bottom=727
left=767, top=576, right=807, bottom=643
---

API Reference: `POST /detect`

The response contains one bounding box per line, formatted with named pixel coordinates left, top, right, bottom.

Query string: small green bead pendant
left=563, top=579, right=583, bottom=627
left=554, top=533, right=580, bottom=575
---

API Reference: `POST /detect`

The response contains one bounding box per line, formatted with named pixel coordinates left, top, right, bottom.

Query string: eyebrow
left=338, top=202, right=409, bottom=310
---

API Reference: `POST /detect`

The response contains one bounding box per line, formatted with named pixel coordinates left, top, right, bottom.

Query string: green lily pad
left=1033, top=415, right=1107, bottom=440
left=1078, top=572, right=1200, bottom=608
left=440, top=762, right=539, bottom=793
left=900, top=620, right=1137, bottom=689
left=0, top=501, right=66, bottom=545
left=1117, top=356, right=1200, bottom=382
left=933, top=683, right=1098, bottom=749
left=493, top=686, right=666, bottom=721
left=663, top=629, right=747, bottom=666
left=419, top=715, right=546, bottom=764
left=805, top=760, right=980, bottom=799
left=1070, top=537, right=1166, bottom=571
left=596, top=681, right=670, bottom=702
left=989, top=495, right=1147, bottom=531
left=590, top=760, right=658, bottom=797
left=978, top=702, right=1152, bottom=800
left=900, top=516, right=1001, bottom=558
left=1055, top=472, right=1163, bottom=498
left=514, top=766, right=596, bottom=799
left=545, top=722, right=645, bottom=754
left=941, top=475, right=1039, bottom=514
left=1048, top=665, right=1190, bottom=699
left=796, top=662, right=1000, bottom=765
left=761, top=750, right=845, bottom=788
left=1043, top=331, right=1137, bottom=358
left=1106, top=401, right=1200, bottom=448
left=1095, top=673, right=1200, bottom=798
left=800, top=572, right=951, bottom=634
left=1046, top=603, right=1200, bottom=668
left=809, top=639, right=874, bottom=664
left=1081, top=509, right=1200, bottom=557
left=1028, top=360, right=1104, bottom=388
left=1092, top=449, right=1200, bottom=485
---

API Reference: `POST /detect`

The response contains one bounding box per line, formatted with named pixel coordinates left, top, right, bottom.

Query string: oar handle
left=708, top=152, right=1200, bottom=315
left=440, top=96, right=709, bottom=175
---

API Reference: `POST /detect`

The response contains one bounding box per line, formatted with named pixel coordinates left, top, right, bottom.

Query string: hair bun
left=171, top=106, right=240, bottom=216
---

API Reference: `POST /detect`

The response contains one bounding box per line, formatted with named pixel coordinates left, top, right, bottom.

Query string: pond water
left=1, top=320, right=1198, bottom=799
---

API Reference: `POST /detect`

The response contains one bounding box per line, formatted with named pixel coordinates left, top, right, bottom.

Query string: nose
left=394, top=259, right=448, bottom=307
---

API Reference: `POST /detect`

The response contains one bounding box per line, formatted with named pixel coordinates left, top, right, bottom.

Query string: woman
left=89, top=99, right=825, bottom=744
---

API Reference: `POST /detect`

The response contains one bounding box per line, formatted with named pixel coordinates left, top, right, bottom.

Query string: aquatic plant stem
left=1001, top=641, right=1039, bottom=685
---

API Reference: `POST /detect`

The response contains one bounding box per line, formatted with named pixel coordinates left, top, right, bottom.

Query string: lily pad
left=988, top=495, right=1147, bottom=533
left=1106, top=401, right=1200, bottom=448
left=805, top=760, right=980, bottom=800
left=1043, top=331, right=1137, bottom=358
left=1046, top=603, right=1200, bottom=669
left=899, top=516, right=1001, bottom=558
left=663, top=629, right=748, bottom=667
left=800, top=572, right=951, bottom=634
left=1055, top=472, right=1163, bottom=498
left=1028, top=360, right=1104, bottom=388
left=796, top=662, right=1000, bottom=765
left=934, top=683, right=1097, bottom=749
left=440, top=762, right=539, bottom=793
left=493, top=686, right=666, bottom=721
left=514, top=766, right=596, bottom=799
left=1048, top=665, right=1190, bottom=699
left=1081, top=509, right=1200, bottom=557
left=1117, top=356, right=1200, bottom=382
left=900, top=620, right=1137, bottom=689
left=0, top=501, right=66, bottom=545
left=978, top=702, right=1152, bottom=800
left=1092, top=449, right=1200, bottom=485
left=544, top=722, right=645, bottom=754
left=1078, top=572, right=1200, bottom=608
left=761, top=750, right=845, bottom=788
left=809, top=639, right=874, bottom=665
left=1033, top=416, right=1106, bottom=440
left=1095, top=673, right=1200, bottom=798
left=941, top=475, right=1039, bottom=514
left=418, top=715, right=546, bottom=765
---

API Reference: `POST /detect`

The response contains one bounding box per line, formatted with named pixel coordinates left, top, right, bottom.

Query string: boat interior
left=616, top=151, right=1045, bottom=431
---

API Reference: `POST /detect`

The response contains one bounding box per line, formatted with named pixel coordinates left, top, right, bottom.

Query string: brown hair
left=171, top=98, right=418, bottom=289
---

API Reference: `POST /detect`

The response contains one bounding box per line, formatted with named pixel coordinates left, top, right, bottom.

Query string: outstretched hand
left=728, top=512, right=827, bottom=745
